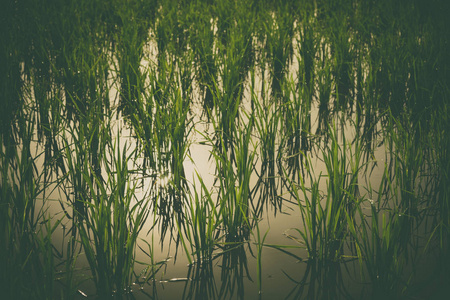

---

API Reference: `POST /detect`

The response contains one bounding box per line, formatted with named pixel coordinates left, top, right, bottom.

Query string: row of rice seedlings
left=121, top=50, right=194, bottom=243
left=0, top=109, right=60, bottom=299
left=1, top=4, right=119, bottom=297
left=179, top=173, right=220, bottom=265
left=206, top=112, right=256, bottom=242
left=286, top=120, right=363, bottom=261
left=55, top=38, right=158, bottom=295
left=279, top=76, right=311, bottom=179
left=347, top=173, right=410, bottom=299
left=264, top=1, right=295, bottom=98
left=150, top=60, right=193, bottom=242
left=427, top=101, right=450, bottom=292
left=149, top=0, right=298, bottom=118
left=66, top=122, right=150, bottom=297
left=3, top=0, right=448, bottom=297
left=115, top=0, right=152, bottom=117
left=189, top=0, right=218, bottom=113
left=252, top=75, right=283, bottom=213
left=278, top=120, right=365, bottom=299
left=344, top=105, right=450, bottom=298
left=7, top=0, right=444, bottom=142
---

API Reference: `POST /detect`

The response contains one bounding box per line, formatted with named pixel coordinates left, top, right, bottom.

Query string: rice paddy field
left=1, top=0, right=450, bottom=299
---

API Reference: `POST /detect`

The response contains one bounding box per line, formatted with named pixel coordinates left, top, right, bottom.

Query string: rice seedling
left=180, top=173, right=221, bottom=264
left=69, top=125, right=150, bottom=297
left=347, top=181, right=410, bottom=299
left=252, top=217, right=269, bottom=297
left=115, top=6, right=151, bottom=117
left=205, top=112, right=256, bottom=242
left=136, top=234, right=169, bottom=288
left=188, top=1, right=217, bottom=114
left=0, top=108, right=61, bottom=299
left=427, top=103, right=450, bottom=250
left=264, top=1, right=295, bottom=98
left=252, top=82, right=282, bottom=213
left=329, top=16, right=354, bottom=113
left=279, top=76, right=311, bottom=178
left=283, top=120, right=365, bottom=265
left=147, top=60, right=193, bottom=241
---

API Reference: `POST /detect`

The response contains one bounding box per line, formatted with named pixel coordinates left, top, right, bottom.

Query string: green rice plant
left=252, top=217, right=269, bottom=297
left=61, top=109, right=108, bottom=235
left=127, top=71, right=156, bottom=172
left=385, top=116, right=424, bottom=218
left=209, top=27, right=254, bottom=157
left=208, top=76, right=240, bottom=161
left=284, top=120, right=364, bottom=263
left=426, top=102, right=450, bottom=252
left=296, top=11, right=316, bottom=101
left=0, top=111, right=61, bottom=299
left=320, top=121, right=363, bottom=257
left=230, top=0, right=256, bottom=88
left=329, top=17, right=354, bottom=113
left=180, top=172, right=221, bottom=264
left=176, top=45, right=195, bottom=107
left=375, top=113, right=432, bottom=260
left=212, top=0, right=233, bottom=49
left=136, top=234, right=169, bottom=287
left=207, top=114, right=256, bottom=242
left=146, top=60, right=193, bottom=241
left=73, top=129, right=150, bottom=297
left=187, top=1, right=217, bottom=114
left=115, top=5, right=150, bottom=117
left=252, top=83, right=282, bottom=213
left=347, top=195, right=410, bottom=299
left=315, top=40, right=333, bottom=138
left=279, top=77, right=311, bottom=178
left=281, top=119, right=368, bottom=299
left=264, top=1, right=295, bottom=98
left=283, top=161, right=321, bottom=262
left=154, top=0, right=175, bottom=70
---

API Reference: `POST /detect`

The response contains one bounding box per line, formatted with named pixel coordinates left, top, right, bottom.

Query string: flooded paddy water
left=1, top=0, right=449, bottom=299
